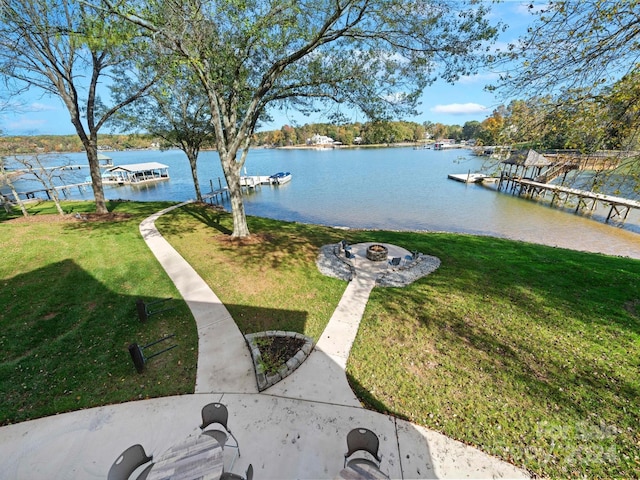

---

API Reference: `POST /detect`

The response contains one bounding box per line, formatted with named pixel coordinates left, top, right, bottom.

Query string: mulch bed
left=259, top=336, right=306, bottom=371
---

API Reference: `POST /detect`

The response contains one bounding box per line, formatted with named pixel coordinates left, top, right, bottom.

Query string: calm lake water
left=6, top=147, right=640, bottom=259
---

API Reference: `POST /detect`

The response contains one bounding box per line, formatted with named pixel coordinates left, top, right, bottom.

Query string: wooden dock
left=240, top=175, right=271, bottom=188
left=511, top=178, right=640, bottom=223
left=8, top=182, right=92, bottom=201
left=203, top=174, right=287, bottom=204
left=202, top=178, right=229, bottom=204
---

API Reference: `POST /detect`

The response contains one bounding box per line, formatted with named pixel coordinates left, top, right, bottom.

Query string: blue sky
left=0, top=1, right=535, bottom=136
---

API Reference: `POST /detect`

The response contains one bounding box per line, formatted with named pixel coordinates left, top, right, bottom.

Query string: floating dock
left=447, top=172, right=487, bottom=183
left=240, top=176, right=271, bottom=188
left=240, top=174, right=292, bottom=187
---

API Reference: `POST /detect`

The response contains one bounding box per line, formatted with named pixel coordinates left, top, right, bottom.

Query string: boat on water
left=269, top=171, right=292, bottom=185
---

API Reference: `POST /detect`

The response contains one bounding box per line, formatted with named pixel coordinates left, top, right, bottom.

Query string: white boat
left=269, top=171, right=292, bottom=184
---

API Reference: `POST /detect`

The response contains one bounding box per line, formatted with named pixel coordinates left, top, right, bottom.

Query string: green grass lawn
left=0, top=201, right=199, bottom=424
left=2, top=201, right=639, bottom=478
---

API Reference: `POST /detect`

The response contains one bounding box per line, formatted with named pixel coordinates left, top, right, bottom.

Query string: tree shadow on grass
left=224, top=303, right=308, bottom=335
left=179, top=202, right=233, bottom=235
left=0, top=259, right=198, bottom=426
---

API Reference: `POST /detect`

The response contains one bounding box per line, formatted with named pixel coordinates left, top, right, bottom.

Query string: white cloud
left=430, top=103, right=490, bottom=115
left=5, top=117, right=48, bottom=132
left=28, top=102, right=58, bottom=112
left=458, top=72, right=501, bottom=85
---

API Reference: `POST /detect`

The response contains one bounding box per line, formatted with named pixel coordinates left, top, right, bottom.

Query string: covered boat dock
left=102, top=162, right=169, bottom=185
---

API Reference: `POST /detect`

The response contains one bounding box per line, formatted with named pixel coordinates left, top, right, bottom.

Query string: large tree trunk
left=71, top=117, right=108, bottom=214
left=220, top=152, right=250, bottom=237
left=186, top=149, right=202, bottom=202
left=86, top=146, right=108, bottom=214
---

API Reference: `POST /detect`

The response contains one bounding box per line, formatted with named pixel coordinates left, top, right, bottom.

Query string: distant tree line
left=253, top=120, right=478, bottom=147
left=0, top=134, right=159, bottom=154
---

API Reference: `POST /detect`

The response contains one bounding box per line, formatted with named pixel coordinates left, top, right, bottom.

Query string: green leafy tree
left=412, top=123, right=426, bottom=142
left=113, top=64, right=215, bottom=201
left=601, top=71, right=640, bottom=150
left=462, top=120, right=482, bottom=141
left=497, top=1, right=639, bottom=99
left=281, top=125, right=297, bottom=146
left=0, top=0, right=156, bottom=213
left=495, top=1, right=640, bottom=158
left=431, top=122, right=448, bottom=141
left=446, top=124, right=462, bottom=141
left=107, top=0, right=500, bottom=237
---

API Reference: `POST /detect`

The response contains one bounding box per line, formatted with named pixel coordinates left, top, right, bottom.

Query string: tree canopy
left=112, top=64, right=216, bottom=201
left=0, top=0, right=154, bottom=213
left=105, top=0, right=501, bottom=237
left=497, top=0, right=640, bottom=97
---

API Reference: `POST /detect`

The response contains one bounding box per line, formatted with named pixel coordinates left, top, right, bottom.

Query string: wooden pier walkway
left=8, top=182, right=92, bottom=201
left=203, top=176, right=273, bottom=204
left=202, top=178, right=229, bottom=204
left=511, top=178, right=640, bottom=223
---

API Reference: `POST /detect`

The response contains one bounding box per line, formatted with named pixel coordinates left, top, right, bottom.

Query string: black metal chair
left=220, top=463, right=253, bottom=480
left=108, top=444, right=153, bottom=480
left=128, top=334, right=177, bottom=373
left=200, top=403, right=241, bottom=471
left=344, top=428, right=382, bottom=469
left=345, top=248, right=356, bottom=263
left=135, top=297, right=173, bottom=322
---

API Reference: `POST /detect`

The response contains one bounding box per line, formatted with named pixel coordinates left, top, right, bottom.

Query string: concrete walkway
left=266, top=243, right=408, bottom=406
left=0, top=206, right=530, bottom=480
left=139, top=202, right=256, bottom=394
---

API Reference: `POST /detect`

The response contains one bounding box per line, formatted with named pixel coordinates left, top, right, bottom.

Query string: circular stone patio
left=316, top=241, right=441, bottom=287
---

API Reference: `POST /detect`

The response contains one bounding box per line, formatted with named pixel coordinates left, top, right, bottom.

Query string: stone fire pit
left=366, top=244, right=388, bottom=261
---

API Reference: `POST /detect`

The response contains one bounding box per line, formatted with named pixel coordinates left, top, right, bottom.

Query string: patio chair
left=345, top=249, right=356, bottom=263
left=200, top=403, right=241, bottom=470
left=108, top=444, right=153, bottom=480
left=344, top=428, right=382, bottom=468
left=389, top=257, right=401, bottom=267
left=220, top=463, right=253, bottom=480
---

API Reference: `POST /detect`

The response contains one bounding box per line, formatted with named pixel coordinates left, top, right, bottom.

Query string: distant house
left=307, top=134, right=334, bottom=145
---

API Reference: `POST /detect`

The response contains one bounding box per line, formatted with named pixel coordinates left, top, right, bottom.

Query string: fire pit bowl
left=366, top=244, right=388, bottom=262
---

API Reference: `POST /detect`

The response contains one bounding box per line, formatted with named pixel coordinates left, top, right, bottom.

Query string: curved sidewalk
left=139, top=202, right=256, bottom=394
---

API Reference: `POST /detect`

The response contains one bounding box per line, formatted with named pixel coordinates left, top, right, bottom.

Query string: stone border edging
left=245, top=331, right=315, bottom=391
left=316, top=243, right=356, bottom=281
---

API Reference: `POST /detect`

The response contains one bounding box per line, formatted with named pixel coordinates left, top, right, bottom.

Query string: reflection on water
left=4, top=147, right=640, bottom=259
